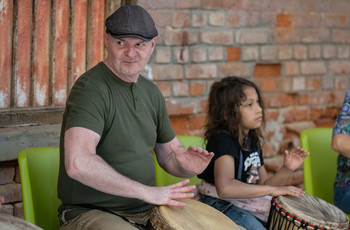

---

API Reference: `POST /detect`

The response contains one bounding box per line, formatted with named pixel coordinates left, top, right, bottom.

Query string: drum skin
left=0, top=213, right=42, bottom=230
left=268, top=194, right=349, bottom=230
left=150, top=198, right=244, bottom=230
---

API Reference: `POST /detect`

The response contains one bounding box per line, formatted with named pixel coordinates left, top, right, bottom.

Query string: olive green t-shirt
left=57, top=62, right=175, bottom=215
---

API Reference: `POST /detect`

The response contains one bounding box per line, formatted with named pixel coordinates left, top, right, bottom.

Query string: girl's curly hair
left=204, top=76, right=266, bottom=150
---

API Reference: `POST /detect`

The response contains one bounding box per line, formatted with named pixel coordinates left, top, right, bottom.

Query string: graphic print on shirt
left=244, top=151, right=261, bottom=184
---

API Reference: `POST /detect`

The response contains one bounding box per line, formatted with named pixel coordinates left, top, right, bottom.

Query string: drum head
left=276, top=195, right=349, bottom=230
left=151, top=198, right=243, bottom=230
left=0, top=213, right=42, bottom=230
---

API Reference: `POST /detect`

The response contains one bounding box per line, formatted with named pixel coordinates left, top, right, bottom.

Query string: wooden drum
left=150, top=198, right=244, bottom=230
left=267, top=195, right=349, bottom=230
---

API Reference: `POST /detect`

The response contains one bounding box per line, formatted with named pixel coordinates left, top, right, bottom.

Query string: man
left=57, top=5, right=214, bottom=230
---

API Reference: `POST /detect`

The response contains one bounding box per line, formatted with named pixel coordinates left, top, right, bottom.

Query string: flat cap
left=105, top=5, right=158, bottom=41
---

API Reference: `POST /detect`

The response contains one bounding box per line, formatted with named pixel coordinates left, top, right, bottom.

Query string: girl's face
left=239, top=86, right=263, bottom=135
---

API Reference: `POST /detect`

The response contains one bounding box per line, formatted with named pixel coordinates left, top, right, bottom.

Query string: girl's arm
left=260, top=147, right=309, bottom=186
left=214, top=155, right=304, bottom=199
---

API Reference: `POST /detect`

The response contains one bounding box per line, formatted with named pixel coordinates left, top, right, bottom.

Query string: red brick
left=306, top=76, right=321, bottom=90
left=0, top=0, right=13, bottom=108
left=175, top=0, right=201, bottom=9
left=188, top=115, right=206, bottom=130
left=200, top=31, right=233, bottom=45
left=164, top=30, right=197, bottom=46
left=148, top=10, right=174, bottom=28
left=173, top=47, right=189, bottom=63
left=189, top=82, right=206, bottom=96
left=156, top=47, right=171, bottom=64
left=72, top=0, right=88, bottom=82
left=309, top=108, right=322, bottom=121
left=235, top=30, right=269, bottom=44
left=0, top=164, right=15, bottom=184
left=323, top=45, right=336, bottom=59
left=152, top=65, right=184, bottom=80
left=0, top=183, right=22, bottom=203
left=173, top=81, right=188, bottom=97
left=259, top=77, right=276, bottom=92
left=209, top=12, right=225, bottom=26
left=329, top=60, right=350, bottom=74
left=90, top=0, right=105, bottom=67
left=169, top=116, right=188, bottom=135
left=300, top=61, right=326, bottom=75
left=200, top=98, right=208, bottom=113
left=54, top=0, right=69, bottom=106
left=34, top=0, right=51, bottom=106
left=276, top=14, right=291, bottom=28
left=265, top=110, right=279, bottom=121
left=301, top=29, right=330, bottom=43
left=138, top=0, right=175, bottom=9
left=284, top=61, right=299, bottom=76
left=323, top=14, right=348, bottom=28
left=268, top=93, right=296, bottom=107
left=191, top=46, right=207, bottom=63
left=186, top=64, right=216, bottom=79
left=155, top=82, right=171, bottom=97
left=323, top=106, right=340, bottom=119
left=274, top=29, right=300, bottom=44
left=191, top=12, right=207, bottom=27
left=166, top=100, right=195, bottom=115
left=241, top=46, right=259, bottom=61
left=308, top=45, right=321, bottom=59
left=261, top=46, right=278, bottom=61
left=294, top=108, right=308, bottom=121
left=293, top=45, right=307, bottom=60
left=226, top=47, right=240, bottom=61
left=218, top=62, right=250, bottom=77
left=174, top=11, right=190, bottom=28
left=331, top=30, right=350, bottom=43
left=202, top=0, right=238, bottom=9
left=209, top=47, right=224, bottom=61
left=253, top=64, right=281, bottom=77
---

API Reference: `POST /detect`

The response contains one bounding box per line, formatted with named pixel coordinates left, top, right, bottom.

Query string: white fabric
left=197, top=180, right=272, bottom=222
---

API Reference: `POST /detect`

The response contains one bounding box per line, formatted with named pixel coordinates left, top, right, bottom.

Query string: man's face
left=104, top=33, right=156, bottom=82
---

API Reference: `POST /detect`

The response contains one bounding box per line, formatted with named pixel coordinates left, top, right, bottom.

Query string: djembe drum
left=267, top=194, right=349, bottom=230
left=150, top=198, right=244, bottom=230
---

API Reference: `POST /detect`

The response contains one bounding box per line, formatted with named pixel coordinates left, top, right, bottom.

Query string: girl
left=197, top=76, right=309, bottom=229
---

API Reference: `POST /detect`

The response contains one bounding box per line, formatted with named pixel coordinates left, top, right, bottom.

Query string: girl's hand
left=284, top=147, right=309, bottom=171
left=270, top=186, right=305, bottom=197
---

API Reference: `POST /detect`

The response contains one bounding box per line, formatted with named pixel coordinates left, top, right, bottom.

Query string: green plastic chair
left=300, top=128, right=350, bottom=219
left=18, top=147, right=61, bottom=230
left=154, top=135, right=205, bottom=186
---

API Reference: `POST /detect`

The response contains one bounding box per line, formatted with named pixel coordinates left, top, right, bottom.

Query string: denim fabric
left=200, top=195, right=266, bottom=230
left=334, top=186, right=350, bottom=213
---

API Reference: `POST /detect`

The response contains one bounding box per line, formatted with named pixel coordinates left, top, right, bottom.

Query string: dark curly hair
left=204, top=76, right=266, bottom=150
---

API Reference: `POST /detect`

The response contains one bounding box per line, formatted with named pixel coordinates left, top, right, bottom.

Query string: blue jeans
left=334, top=186, right=350, bottom=213
left=200, top=195, right=267, bottom=230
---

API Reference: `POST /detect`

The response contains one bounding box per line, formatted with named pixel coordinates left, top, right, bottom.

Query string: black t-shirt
left=198, top=131, right=264, bottom=185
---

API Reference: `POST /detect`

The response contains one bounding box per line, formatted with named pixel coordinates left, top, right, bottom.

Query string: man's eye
left=117, top=41, right=124, bottom=45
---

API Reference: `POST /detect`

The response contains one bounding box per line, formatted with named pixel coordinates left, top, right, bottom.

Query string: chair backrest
left=18, top=147, right=61, bottom=230
left=154, top=135, right=206, bottom=186
left=300, top=128, right=338, bottom=204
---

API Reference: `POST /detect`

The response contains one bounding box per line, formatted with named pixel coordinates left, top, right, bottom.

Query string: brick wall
left=1, top=0, right=349, bottom=218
